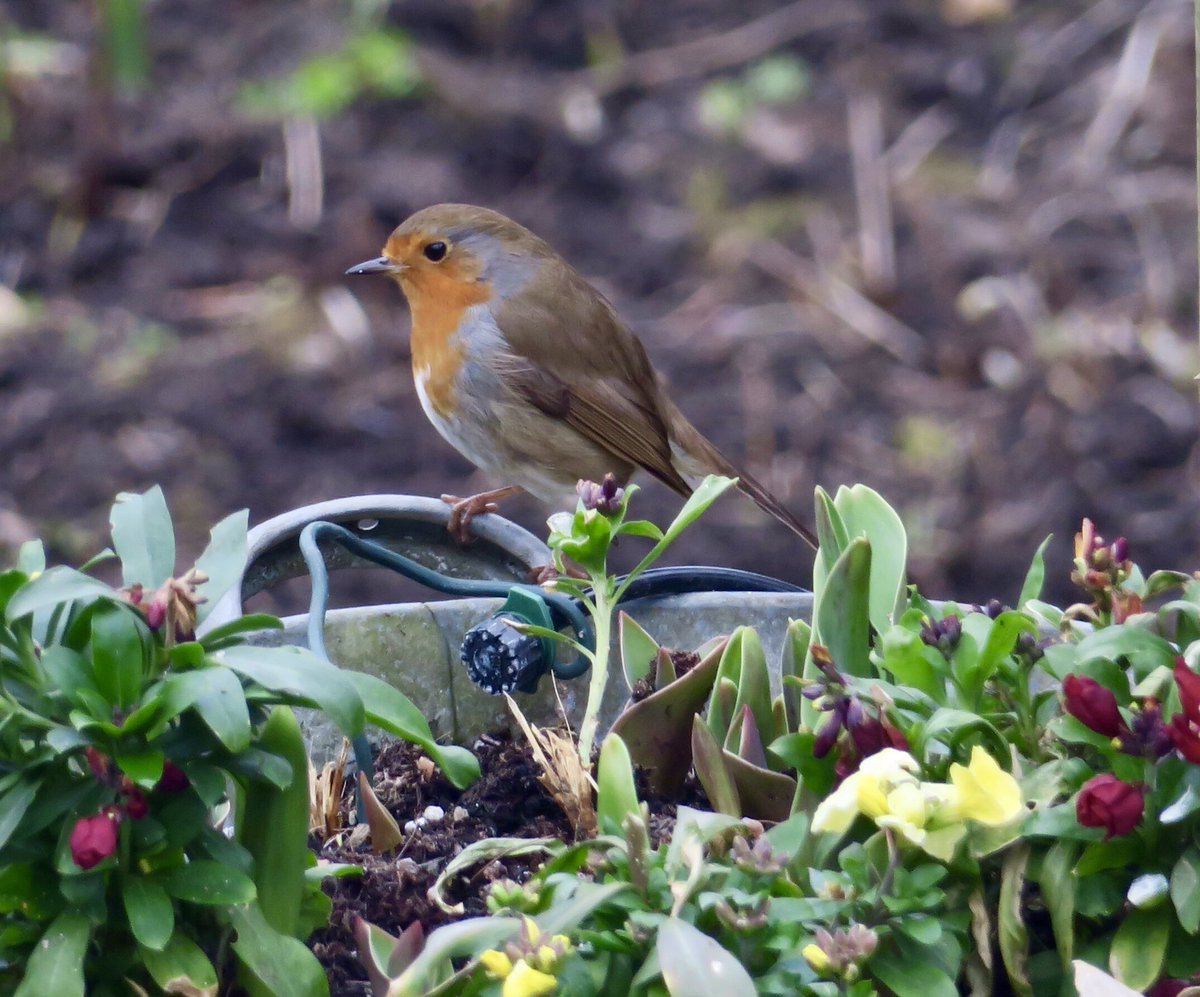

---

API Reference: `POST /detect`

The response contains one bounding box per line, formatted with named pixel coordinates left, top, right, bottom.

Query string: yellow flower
left=802, top=943, right=831, bottom=974
left=812, top=776, right=861, bottom=833
left=949, top=746, right=1023, bottom=826
left=858, top=748, right=921, bottom=780
left=502, top=959, right=557, bottom=997
left=854, top=773, right=890, bottom=819
left=480, top=950, right=514, bottom=980
left=813, top=749, right=922, bottom=833
left=532, top=944, right=561, bottom=973
left=813, top=749, right=973, bottom=860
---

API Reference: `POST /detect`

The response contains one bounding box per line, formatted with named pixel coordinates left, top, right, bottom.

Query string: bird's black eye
left=423, top=241, right=447, bottom=262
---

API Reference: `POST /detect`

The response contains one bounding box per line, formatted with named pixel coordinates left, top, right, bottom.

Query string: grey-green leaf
left=193, top=509, right=249, bottom=624
left=110, top=486, right=176, bottom=588
left=216, top=645, right=364, bottom=737
left=230, top=902, right=329, bottom=996
left=657, top=917, right=756, bottom=997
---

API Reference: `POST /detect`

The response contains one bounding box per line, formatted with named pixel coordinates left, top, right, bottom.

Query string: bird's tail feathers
left=668, top=416, right=817, bottom=551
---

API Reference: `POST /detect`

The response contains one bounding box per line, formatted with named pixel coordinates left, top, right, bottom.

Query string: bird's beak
left=345, top=256, right=402, bottom=276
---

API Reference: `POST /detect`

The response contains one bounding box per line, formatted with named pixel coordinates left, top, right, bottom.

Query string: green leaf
left=619, top=612, right=660, bottom=689
left=608, top=636, right=728, bottom=798
left=976, top=610, right=1036, bottom=682
left=110, top=486, right=176, bottom=588
left=813, top=486, right=850, bottom=577
left=918, top=708, right=1009, bottom=762
left=216, top=645, right=364, bottom=737
left=1109, top=903, right=1170, bottom=990
left=879, top=625, right=946, bottom=699
left=868, top=946, right=958, bottom=997
left=597, top=733, right=642, bottom=835
left=394, top=918, right=522, bottom=997
left=115, top=749, right=164, bottom=789
left=40, top=646, right=102, bottom=712
left=657, top=918, right=756, bottom=997
left=193, top=509, right=249, bottom=624
left=342, top=670, right=479, bottom=788
left=1075, top=627, right=1178, bottom=682
left=90, top=603, right=146, bottom=710
left=140, top=932, right=218, bottom=995
left=156, top=861, right=257, bottom=905
left=1172, top=849, right=1200, bottom=933
left=831, top=483, right=908, bottom=634
left=122, top=876, right=174, bottom=950
left=691, top=717, right=740, bottom=818
left=617, top=519, right=665, bottom=542
left=998, top=842, right=1033, bottom=997
left=726, top=627, right=774, bottom=749
left=895, top=915, right=942, bottom=945
left=231, top=901, right=329, bottom=996
left=618, top=475, right=737, bottom=596
left=814, top=536, right=872, bottom=677
left=1017, top=535, right=1053, bottom=607
left=1038, top=840, right=1077, bottom=974
left=4, top=567, right=112, bottom=622
left=0, top=779, right=39, bottom=852
left=430, top=837, right=558, bottom=915
left=780, top=617, right=810, bottom=733
left=537, top=881, right=633, bottom=937
left=158, top=666, right=252, bottom=752
left=13, top=912, right=90, bottom=997
left=198, top=613, right=284, bottom=650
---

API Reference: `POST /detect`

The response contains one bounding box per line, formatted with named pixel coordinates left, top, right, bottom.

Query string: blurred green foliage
left=237, top=29, right=422, bottom=120
left=698, top=54, right=811, bottom=135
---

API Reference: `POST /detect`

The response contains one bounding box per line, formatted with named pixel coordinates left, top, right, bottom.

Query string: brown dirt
left=310, top=733, right=692, bottom=994
left=1, top=0, right=1196, bottom=611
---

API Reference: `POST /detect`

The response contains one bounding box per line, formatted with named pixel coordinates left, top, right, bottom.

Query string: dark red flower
left=69, top=809, right=120, bottom=869
left=156, top=760, right=190, bottom=794
left=1076, top=774, right=1144, bottom=840
left=85, top=746, right=115, bottom=783
left=1147, top=979, right=1191, bottom=997
left=122, top=785, right=149, bottom=821
left=848, top=715, right=909, bottom=758
left=1176, top=659, right=1200, bottom=722
left=1169, top=660, right=1200, bottom=764
left=1062, top=675, right=1127, bottom=738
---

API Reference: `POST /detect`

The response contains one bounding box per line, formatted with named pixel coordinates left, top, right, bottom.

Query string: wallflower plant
left=0, top=486, right=479, bottom=996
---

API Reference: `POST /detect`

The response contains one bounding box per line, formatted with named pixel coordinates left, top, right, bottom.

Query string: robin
left=346, top=204, right=816, bottom=549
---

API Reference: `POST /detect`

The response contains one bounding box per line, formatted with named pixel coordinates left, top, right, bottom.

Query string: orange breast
left=400, top=265, right=492, bottom=419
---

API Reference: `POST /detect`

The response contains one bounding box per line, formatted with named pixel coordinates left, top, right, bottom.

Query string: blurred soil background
left=1, top=0, right=1197, bottom=609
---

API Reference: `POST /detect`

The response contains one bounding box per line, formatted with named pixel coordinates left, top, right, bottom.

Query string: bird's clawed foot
left=441, top=485, right=523, bottom=544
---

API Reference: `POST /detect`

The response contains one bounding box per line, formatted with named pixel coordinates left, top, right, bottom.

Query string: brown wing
left=493, top=258, right=693, bottom=496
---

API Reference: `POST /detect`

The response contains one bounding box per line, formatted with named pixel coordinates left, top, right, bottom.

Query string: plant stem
left=870, top=828, right=899, bottom=921
left=577, top=582, right=614, bottom=763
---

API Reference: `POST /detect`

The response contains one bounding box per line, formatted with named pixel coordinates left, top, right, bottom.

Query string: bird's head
left=346, top=203, right=552, bottom=306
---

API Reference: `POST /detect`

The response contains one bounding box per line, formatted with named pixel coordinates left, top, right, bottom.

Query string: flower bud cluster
left=479, top=917, right=572, bottom=997
left=1071, top=518, right=1138, bottom=620
left=802, top=924, right=878, bottom=981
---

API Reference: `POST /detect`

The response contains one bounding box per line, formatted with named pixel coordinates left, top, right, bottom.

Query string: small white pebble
left=403, top=820, right=418, bottom=835
left=452, top=806, right=469, bottom=822
left=422, top=805, right=445, bottom=823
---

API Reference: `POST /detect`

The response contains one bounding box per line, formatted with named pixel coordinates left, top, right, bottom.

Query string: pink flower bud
left=1076, top=774, right=1144, bottom=840
left=69, top=809, right=120, bottom=869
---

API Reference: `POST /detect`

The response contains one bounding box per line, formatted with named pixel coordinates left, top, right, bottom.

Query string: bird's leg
left=440, top=485, right=523, bottom=544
